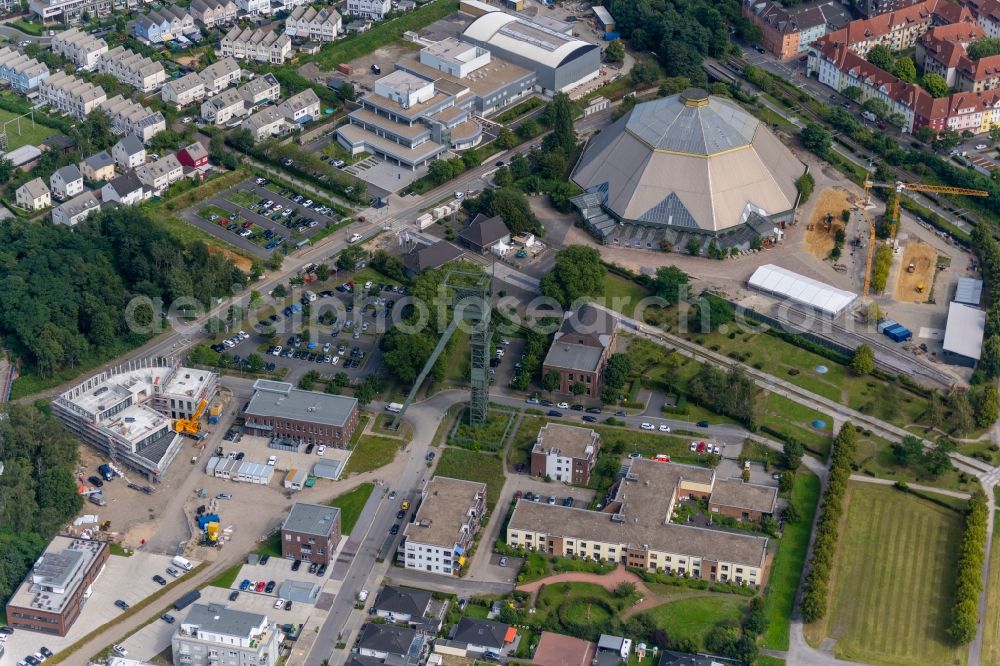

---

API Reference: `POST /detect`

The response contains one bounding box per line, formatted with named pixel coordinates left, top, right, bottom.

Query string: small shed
left=278, top=580, right=320, bottom=604
left=236, top=461, right=274, bottom=484
left=313, top=459, right=343, bottom=480
left=955, top=277, right=984, bottom=306
left=284, top=468, right=307, bottom=490
left=592, top=6, right=615, bottom=31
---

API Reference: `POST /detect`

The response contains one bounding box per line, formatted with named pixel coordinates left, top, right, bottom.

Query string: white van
left=172, top=556, right=193, bottom=572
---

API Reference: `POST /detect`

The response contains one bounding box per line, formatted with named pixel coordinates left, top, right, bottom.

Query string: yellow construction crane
left=174, top=399, right=208, bottom=435
left=858, top=180, right=988, bottom=298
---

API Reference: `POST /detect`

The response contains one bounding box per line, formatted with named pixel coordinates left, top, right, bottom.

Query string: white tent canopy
left=748, top=264, right=857, bottom=317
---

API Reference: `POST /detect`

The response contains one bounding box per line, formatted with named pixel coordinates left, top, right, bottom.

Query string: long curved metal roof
left=462, top=11, right=594, bottom=69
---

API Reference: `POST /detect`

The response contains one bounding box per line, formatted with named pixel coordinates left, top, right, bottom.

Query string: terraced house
left=285, top=5, right=342, bottom=41
left=101, top=95, right=167, bottom=143
left=200, top=86, right=248, bottom=124
left=0, top=47, right=49, bottom=93
left=50, top=28, right=108, bottom=69
left=220, top=26, right=292, bottom=63
left=38, top=72, right=107, bottom=119
left=507, top=458, right=776, bottom=586
left=133, top=5, right=198, bottom=44
left=190, top=0, right=237, bottom=27
left=346, top=0, right=390, bottom=20
left=97, top=47, right=166, bottom=92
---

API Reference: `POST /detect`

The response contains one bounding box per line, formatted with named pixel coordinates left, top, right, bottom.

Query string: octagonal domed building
left=571, top=88, right=806, bottom=250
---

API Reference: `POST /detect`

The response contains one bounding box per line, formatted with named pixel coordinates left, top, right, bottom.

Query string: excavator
left=859, top=180, right=988, bottom=298
left=174, top=399, right=208, bottom=435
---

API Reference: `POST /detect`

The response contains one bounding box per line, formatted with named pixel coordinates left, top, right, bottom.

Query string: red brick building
left=530, top=422, right=601, bottom=485
left=281, top=502, right=342, bottom=564
left=541, top=305, right=617, bottom=397
left=243, top=379, right=360, bottom=448
left=6, top=537, right=109, bottom=637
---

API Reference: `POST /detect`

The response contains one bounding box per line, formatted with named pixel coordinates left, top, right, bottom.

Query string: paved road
left=0, top=25, right=52, bottom=45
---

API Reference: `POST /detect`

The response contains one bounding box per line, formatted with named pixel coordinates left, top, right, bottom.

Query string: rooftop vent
left=680, top=87, right=710, bottom=108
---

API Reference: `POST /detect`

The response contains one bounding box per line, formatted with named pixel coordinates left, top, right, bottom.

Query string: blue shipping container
left=603, top=31, right=620, bottom=40
left=884, top=325, right=912, bottom=343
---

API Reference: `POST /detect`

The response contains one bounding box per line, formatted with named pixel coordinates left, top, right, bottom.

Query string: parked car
left=389, top=524, right=400, bottom=535
left=499, top=557, right=508, bottom=567
left=112, top=645, right=128, bottom=657
left=291, top=560, right=301, bottom=572
left=308, top=563, right=318, bottom=574
left=316, top=564, right=327, bottom=576
left=255, top=581, right=266, bottom=592
left=88, top=475, right=104, bottom=487
left=229, top=590, right=240, bottom=601
left=162, top=614, right=176, bottom=624
left=239, top=579, right=251, bottom=591
left=152, top=575, right=167, bottom=585
left=265, top=581, right=276, bottom=594
left=114, top=600, right=129, bottom=611
left=640, top=423, right=655, bottom=431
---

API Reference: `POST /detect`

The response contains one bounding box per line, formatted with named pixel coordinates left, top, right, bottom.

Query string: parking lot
left=1, top=551, right=193, bottom=662
left=211, top=433, right=352, bottom=477
left=180, top=178, right=350, bottom=258
left=210, top=273, right=403, bottom=386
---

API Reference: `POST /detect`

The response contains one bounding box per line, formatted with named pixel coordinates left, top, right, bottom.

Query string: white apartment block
left=239, top=72, right=280, bottom=106
left=285, top=5, right=342, bottom=42
left=172, top=604, right=281, bottom=666
left=161, top=72, right=206, bottom=108
left=39, top=72, right=107, bottom=119
left=401, top=477, right=485, bottom=576
left=101, top=95, right=167, bottom=143
left=136, top=153, right=183, bottom=194
left=220, top=26, right=292, bottom=63
left=97, top=46, right=166, bottom=93
left=199, top=56, right=242, bottom=95
left=51, top=27, right=108, bottom=69
left=200, top=86, right=248, bottom=124
left=346, top=0, right=390, bottom=20
left=278, top=88, right=320, bottom=124
left=242, top=106, right=286, bottom=141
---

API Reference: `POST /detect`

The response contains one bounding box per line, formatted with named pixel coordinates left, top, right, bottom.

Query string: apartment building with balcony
left=171, top=603, right=281, bottom=666
left=530, top=423, right=600, bottom=485
left=51, top=27, right=108, bottom=69
left=401, top=476, right=486, bottom=576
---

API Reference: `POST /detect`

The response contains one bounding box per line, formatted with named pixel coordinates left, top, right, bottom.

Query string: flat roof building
left=243, top=379, right=360, bottom=448
left=172, top=603, right=281, bottom=666
left=530, top=422, right=601, bottom=485
left=6, top=537, right=109, bottom=636
left=955, top=277, right=984, bottom=306
left=542, top=304, right=618, bottom=397
left=281, top=502, right=342, bottom=564
left=507, top=458, right=774, bottom=586
left=402, top=476, right=486, bottom=576
left=943, top=301, right=986, bottom=366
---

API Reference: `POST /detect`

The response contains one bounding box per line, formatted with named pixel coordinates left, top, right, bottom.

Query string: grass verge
left=329, top=482, right=375, bottom=534
left=343, top=435, right=403, bottom=476
left=208, top=563, right=243, bottom=589
left=761, top=471, right=820, bottom=650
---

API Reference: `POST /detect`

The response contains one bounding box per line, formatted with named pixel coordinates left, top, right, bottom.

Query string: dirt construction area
left=805, top=188, right=851, bottom=259
left=894, top=240, right=938, bottom=303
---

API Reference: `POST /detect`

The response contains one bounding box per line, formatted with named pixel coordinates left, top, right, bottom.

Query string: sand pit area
left=894, top=240, right=938, bottom=302
left=806, top=188, right=851, bottom=259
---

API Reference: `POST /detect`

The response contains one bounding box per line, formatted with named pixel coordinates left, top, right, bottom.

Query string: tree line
left=0, top=404, right=84, bottom=610
left=800, top=422, right=859, bottom=622
left=0, top=207, right=245, bottom=376
left=972, top=225, right=1000, bottom=381
left=947, top=487, right=988, bottom=644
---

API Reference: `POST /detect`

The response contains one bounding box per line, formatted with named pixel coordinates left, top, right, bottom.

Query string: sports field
left=0, top=108, right=55, bottom=151
left=805, top=482, right=967, bottom=666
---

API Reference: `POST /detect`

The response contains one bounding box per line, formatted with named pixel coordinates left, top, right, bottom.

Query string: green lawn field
left=760, top=393, right=832, bottom=458
left=641, top=595, right=749, bottom=651
left=602, top=272, right=651, bottom=317
left=981, top=487, right=1000, bottom=665
left=804, top=482, right=967, bottom=666
left=762, top=472, right=821, bottom=650
left=328, top=482, right=374, bottom=534
left=0, top=108, right=55, bottom=151
left=343, top=435, right=402, bottom=476
left=434, top=448, right=504, bottom=512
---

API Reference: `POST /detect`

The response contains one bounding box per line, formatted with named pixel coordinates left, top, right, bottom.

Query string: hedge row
left=947, top=488, right=988, bottom=644
left=799, top=422, right=859, bottom=622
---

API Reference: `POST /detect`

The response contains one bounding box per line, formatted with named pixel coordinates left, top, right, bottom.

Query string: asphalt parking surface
left=180, top=178, right=349, bottom=258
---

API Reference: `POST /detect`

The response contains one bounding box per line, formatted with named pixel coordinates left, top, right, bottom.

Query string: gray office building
left=172, top=603, right=281, bottom=666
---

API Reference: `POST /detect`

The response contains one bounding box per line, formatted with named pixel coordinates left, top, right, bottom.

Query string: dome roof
left=571, top=90, right=805, bottom=234
left=624, top=88, right=759, bottom=156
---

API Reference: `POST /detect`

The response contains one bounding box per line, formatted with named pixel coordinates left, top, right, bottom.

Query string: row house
left=0, top=48, right=49, bottom=93
left=285, top=5, right=342, bottom=42
left=917, top=22, right=985, bottom=86
left=101, top=94, right=167, bottom=143
left=239, top=72, right=280, bottom=106
left=190, top=0, right=237, bottom=27
left=97, top=47, right=166, bottom=93
left=741, top=0, right=850, bottom=61
left=236, top=0, right=269, bottom=16
left=52, top=190, right=100, bottom=227
left=220, top=26, right=292, bottom=63
left=278, top=88, right=320, bottom=125
left=161, top=72, right=206, bottom=108
left=967, top=0, right=1000, bottom=38
left=136, top=152, right=183, bottom=194
left=346, top=0, right=390, bottom=20
left=50, top=27, right=108, bottom=69
left=914, top=88, right=1000, bottom=133
left=133, top=5, right=198, bottom=44
left=199, top=56, right=241, bottom=94
left=957, top=55, right=1000, bottom=91
left=242, top=106, right=286, bottom=141
left=39, top=72, right=107, bottom=119
left=815, top=0, right=941, bottom=57
left=200, top=86, right=247, bottom=124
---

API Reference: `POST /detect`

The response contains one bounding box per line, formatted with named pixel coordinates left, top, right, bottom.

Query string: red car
left=218, top=218, right=228, bottom=226
left=255, top=581, right=266, bottom=593
left=696, top=441, right=707, bottom=453
left=242, top=221, right=253, bottom=229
